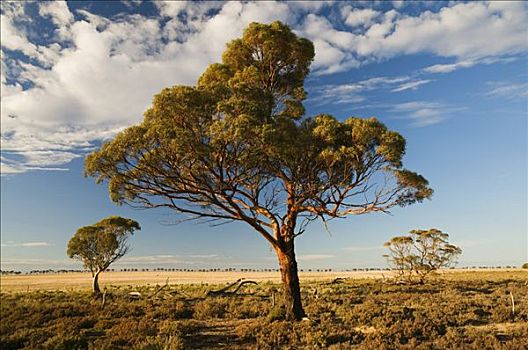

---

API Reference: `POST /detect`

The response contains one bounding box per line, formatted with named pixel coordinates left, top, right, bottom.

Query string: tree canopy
left=86, top=21, right=431, bottom=247
left=85, top=21, right=432, bottom=319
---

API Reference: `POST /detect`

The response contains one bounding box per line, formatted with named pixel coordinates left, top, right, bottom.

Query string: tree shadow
left=187, top=321, right=247, bottom=349
left=455, top=286, right=494, bottom=294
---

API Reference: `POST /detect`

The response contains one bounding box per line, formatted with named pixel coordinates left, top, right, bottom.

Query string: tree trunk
left=92, top=271, right=101, bottom=295
left=276, top=240, right=306, bottom=321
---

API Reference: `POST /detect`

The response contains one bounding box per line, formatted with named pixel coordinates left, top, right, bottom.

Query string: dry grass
left=0, top=270, right=398, bottom=293
left=2, top=268, right=525, bottom=293
left=2, top=270, right=527, bottom=349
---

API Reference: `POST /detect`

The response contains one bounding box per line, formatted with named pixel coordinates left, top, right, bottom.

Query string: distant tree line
left=3, top=265, right=522, bottom=276
left=0, top=269, right=86, bottom=275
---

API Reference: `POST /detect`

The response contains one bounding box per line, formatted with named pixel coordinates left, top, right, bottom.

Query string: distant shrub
left=522, top=262, right=528, bottom=269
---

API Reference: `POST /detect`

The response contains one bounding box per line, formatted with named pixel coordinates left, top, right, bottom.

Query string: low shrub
left=1, top=272, right=527, bottom=349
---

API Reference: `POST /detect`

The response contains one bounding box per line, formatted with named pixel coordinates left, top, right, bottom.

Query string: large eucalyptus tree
left=85, top=22, right=432, bottom=320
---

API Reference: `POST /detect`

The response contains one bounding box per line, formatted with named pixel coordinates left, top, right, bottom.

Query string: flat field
left=1, top=270, right=527, bottom=349
left=1, top=269, right=522, bottom=293
left=1, top=270, right=394, bottom=293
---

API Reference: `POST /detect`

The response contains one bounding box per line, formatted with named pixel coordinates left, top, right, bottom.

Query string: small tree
left=384, top=229, right=462, bottom=284
left=67, top=216, right=140, bottom=294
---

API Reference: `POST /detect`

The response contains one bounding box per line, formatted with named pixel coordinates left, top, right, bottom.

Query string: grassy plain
left=1, top=270, right=527, bottom=349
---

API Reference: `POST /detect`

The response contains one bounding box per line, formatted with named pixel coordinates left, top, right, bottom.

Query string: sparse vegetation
left=1, top=271, right=526, bottom=349
left=1, top=3, right=524, bottom=350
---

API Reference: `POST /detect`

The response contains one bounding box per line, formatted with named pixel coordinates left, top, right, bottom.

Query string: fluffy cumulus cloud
left=342, top=7, right=380, bottom=27
left=298, top=1, right=528, bottom=74
left=1, top=1, right=527, bottom=173
left=0, top=1, right=293, bottom=174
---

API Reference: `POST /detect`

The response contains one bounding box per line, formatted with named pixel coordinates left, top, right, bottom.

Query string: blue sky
left=1, top=1, right=527, bottom=271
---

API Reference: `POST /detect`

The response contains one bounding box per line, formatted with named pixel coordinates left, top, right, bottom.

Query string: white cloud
left=310, top=82, right=366, bottom=105
left=377, top=2, right=527, bottom=59
left=423, top=56, right=519, bottom=74
left=1, top=123, right=124, bottom=174
left=485, top=81, right=528, bottom=99
left=300, top=2, right=528, bottom=74
left=0, top=163, right=25, bottom=174
left=1, top=241, right=54, bottom=247
left=423, top=59, right=477, bottom=74
left=311, top=75, right=430, bottom=104
left=39, top=1, right=73, bottom=26
left=0, top=1, right=295, bottom=174
left=0, top=14, right=39, bottom=59
left=188, top=254, right=221, bottom=259
left=154, top=1, right=191, bottom=18
left=288, top=1, right=331, bottom=12
left=391, top=101, right=465, bottom=127
left=1, top=1, right=527, bottom=173
left=391, top=79, right=431, bottom=92
left=121, top=0, right=143, bottom=10
left=342, top=7, right=380, bottom=27
left=117, top=254, right=222, bottom=265
left=392, top=1, right=405, bottom=9
left=297, top=14, right=360, bottom=75
left=0, top=258, right=71, bottom=266
left=343, top=246, right=383, bottom=252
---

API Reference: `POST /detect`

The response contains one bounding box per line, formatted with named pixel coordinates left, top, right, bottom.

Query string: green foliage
left=67, top=216, right=140, bottom=275
left=384, top=228, right=462, bottom=283
left=215, top=21, right=314, bottom=120
left=522, top=262, right=528, bottom=269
